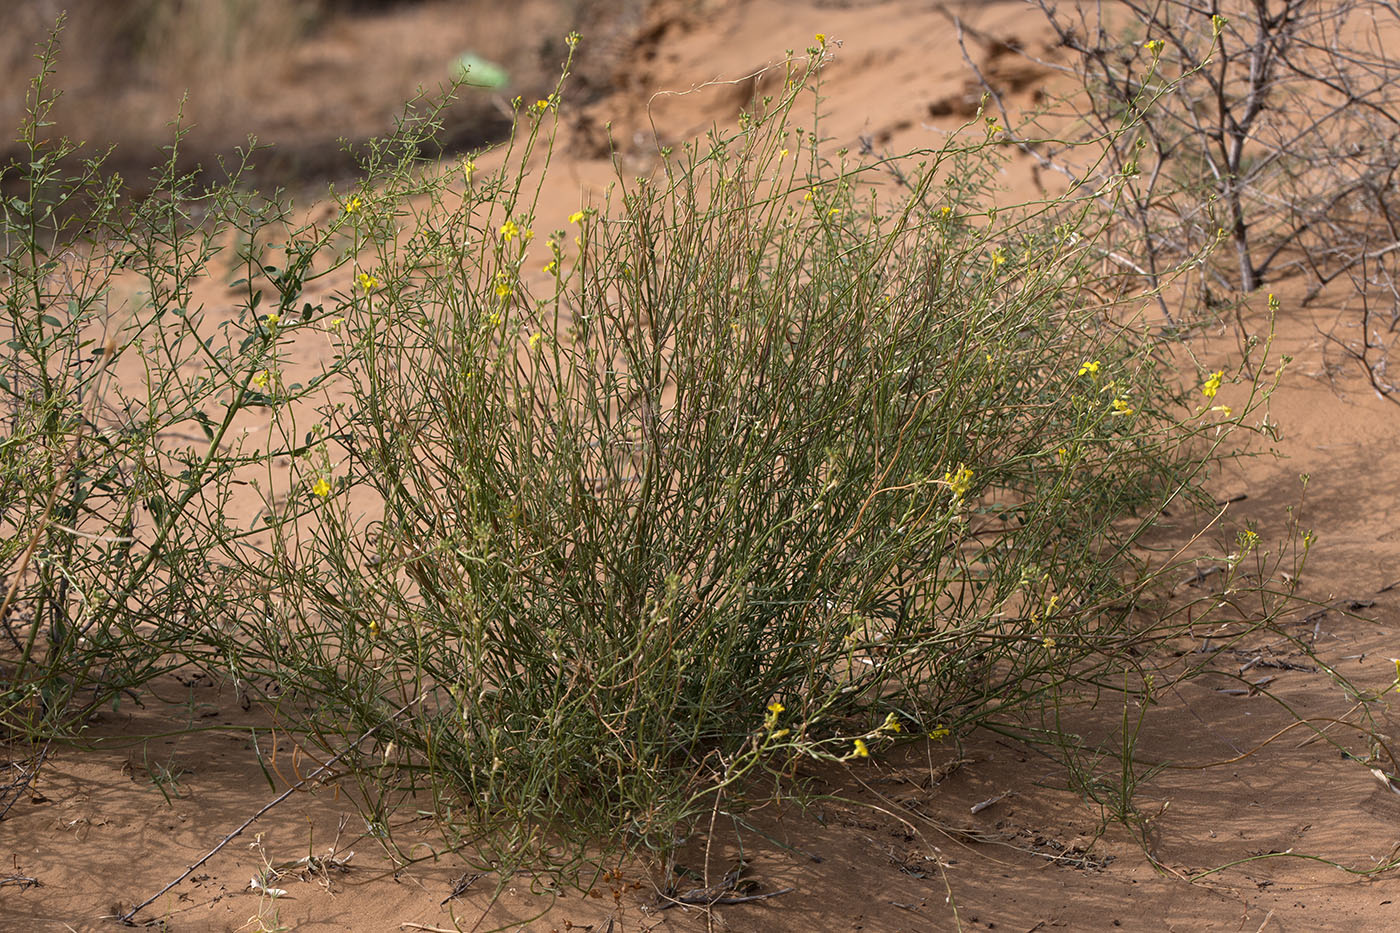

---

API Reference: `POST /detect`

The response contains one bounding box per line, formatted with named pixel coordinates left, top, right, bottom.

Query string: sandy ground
left=5, top=1, right=1400, bottom=930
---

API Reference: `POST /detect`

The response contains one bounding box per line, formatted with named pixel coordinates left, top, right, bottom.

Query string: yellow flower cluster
left=357, top=272, right=379, bottom=292
left=763, top=701, right=789, bottom=737
left=943, top=463, right=974, bottom=500
left=1078, top=359, right=1100, bottom=377
left=311, top=477, right=332, bottom=498
left=1202, top=369, right=1224, bottom=400
left=344, top=195, right=363, bottom=214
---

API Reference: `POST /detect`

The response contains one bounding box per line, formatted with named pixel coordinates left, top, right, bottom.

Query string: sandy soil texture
left=4, top=1, right=1400, bottom=931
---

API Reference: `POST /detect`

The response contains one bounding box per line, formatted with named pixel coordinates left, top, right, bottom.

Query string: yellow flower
left=357, top=272, right=379, bottom=292
left=500, top=219, right=520, bottom=242
left=940, top=205, right=951, bottom=217
left=1111, top=398, right=1134, bottom=416
left=990, top=247, right=1006, bottom=267
left=311, top=477, right=332, bottom=497
left=779, top=148, right=789, bottom=159
left=1213, top=405, right=1233, bottom=417
left=368, top=619, right=381, bottom=638
left=544, top=258, right=558, bottom=274
left=928, top=726, right=950, bottom=741
left=462, top=158, right=476, bottom=182
left=943, top=464, right=974, bottom=500
left=569, top=210, right=585, bottom=224
left=534, top=98, right=550, bottom=112
left=251, top=370, right=271, bottom=389
left=767, top=701, right=785, bottom=715
left=264, top=312, right=280, bottom=330
left=1042, top=636, right=1057, bottom=649
left=852, top=738, right=869, bottom=758
left=344, top=195, right=363, bottom=214
left=328, top=317, right=345, bottom=331
left=827, top=207, right=840, bottom=217
left=1056, top=446, right=1068, bottom=463
left=528, top=332, right=543, bottom=350
left=1203, top=369, right=1224, bottom=400
left=494, top=273, right=513, bottom=299
left=881, top=712, right=903, bottom=733
left=1078, top=359, right=1100, bottom=377
left=1143, top=39, right=1164, bottom=54
left=815, top=32, right=827, bottom=46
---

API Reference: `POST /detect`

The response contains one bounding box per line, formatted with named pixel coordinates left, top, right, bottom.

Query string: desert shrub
left=1027, top=0, right=1400, bottom=386
left=213, top=41, right=1279, bottom=872
left=1, top=27, right=1291, bottom=883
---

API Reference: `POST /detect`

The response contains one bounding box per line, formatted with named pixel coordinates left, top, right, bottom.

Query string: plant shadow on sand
left=6, top=1, right=1400, bottom=931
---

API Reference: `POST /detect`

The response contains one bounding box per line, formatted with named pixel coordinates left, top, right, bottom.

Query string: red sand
left=5, top=2, right=1400, bottom=930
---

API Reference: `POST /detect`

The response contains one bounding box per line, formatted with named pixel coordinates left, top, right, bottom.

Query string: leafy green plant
left=0, top=26, right=356, bottom=742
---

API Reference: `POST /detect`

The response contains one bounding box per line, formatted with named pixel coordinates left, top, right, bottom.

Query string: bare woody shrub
left=1016, top=0, right=1400, bottom=369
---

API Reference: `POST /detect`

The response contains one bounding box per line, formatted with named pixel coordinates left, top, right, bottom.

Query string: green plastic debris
left=450, top=52, right=509, bottom=89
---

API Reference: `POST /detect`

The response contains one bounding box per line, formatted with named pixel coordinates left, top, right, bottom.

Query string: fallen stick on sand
left=118, top=697, right=420, bottom=925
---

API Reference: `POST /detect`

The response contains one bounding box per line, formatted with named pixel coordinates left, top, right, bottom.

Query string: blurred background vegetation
left=0, top=0, right=644, bottom=193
